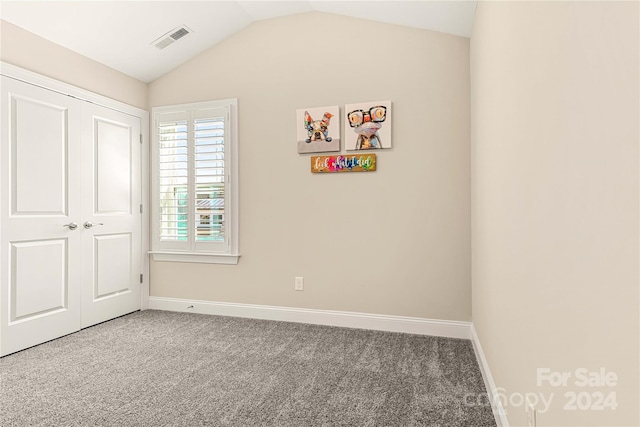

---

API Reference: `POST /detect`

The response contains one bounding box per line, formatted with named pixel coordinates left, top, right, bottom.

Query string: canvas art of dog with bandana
left=304, top=111, right=333, bottom=143
left=345, top=100, right=392, bottom=151
left=296, top=106, right=340, bottom=154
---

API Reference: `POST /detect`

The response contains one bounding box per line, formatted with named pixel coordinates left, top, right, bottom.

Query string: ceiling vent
left=152, top=25, right=192, bottom=50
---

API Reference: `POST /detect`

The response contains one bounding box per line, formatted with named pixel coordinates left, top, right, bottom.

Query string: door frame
left=0, top=62, right=150, bottom=325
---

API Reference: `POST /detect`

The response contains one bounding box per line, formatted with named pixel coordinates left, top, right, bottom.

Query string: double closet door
left=0, top=76, right=143, bottom=356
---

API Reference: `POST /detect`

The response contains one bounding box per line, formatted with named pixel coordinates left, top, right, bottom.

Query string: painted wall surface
left=0, top=20, right=147, bottom=109
left=471, top=2, right=639, bottom=426
left=148, top=12, right=471, bottom=321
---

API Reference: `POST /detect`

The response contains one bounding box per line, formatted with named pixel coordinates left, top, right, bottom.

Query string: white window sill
left=149, top=251, right=240, bottom=265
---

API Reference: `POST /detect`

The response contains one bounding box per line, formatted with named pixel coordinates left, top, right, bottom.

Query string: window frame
left=150, top=99, right=239, bottom=264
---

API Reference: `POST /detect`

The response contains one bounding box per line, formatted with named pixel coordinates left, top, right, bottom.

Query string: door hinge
left=140, top=273, right=143, bottom=283
left=139, top=134, right=143, bottom=144
left=140, top=204, right=143, bottom=214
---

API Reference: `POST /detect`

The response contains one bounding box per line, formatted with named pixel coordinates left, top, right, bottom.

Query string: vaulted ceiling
left=0, top=1, right=477, bottom=83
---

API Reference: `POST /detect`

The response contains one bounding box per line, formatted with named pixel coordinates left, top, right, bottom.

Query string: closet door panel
left=0, top=76, right=82, bottom=356
left=81, top=104, right=141, bottom=328
left=12, top=95, right=68, bottom=215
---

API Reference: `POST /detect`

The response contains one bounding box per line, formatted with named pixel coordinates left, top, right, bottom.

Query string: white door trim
left=0, top=62, right=144, bottom=117
left=0, top=61, right=150, bottom=314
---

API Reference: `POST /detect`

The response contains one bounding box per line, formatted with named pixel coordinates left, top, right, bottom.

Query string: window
left=150, top=99, right=239, bottom=264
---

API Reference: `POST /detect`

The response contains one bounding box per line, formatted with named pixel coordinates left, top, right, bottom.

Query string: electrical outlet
left=526, top=399, right=537, bottom=427
left=294, top=276, right=304, bottom=291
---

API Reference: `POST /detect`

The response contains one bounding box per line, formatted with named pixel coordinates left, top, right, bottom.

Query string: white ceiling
left=0, top=1, right=477, bottom=83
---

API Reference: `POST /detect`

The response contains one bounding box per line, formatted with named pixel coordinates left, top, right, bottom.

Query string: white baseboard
left=147, top=297, right=471, bottom=339
left=471, top=324, right=509, bottom=427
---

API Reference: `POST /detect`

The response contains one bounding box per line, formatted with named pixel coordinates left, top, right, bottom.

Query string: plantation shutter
left=157, top=111, right=189, bottom=251
left=193, top=107, right=228, bottom=252
left=154, top=106, right=230, bottom=253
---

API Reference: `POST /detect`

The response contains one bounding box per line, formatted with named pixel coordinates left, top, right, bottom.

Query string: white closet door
left=0, top=76, right=82, bottom=356
left=80, top=104, right=141, bottom=328
left=0, top=75, right=144, bottom=356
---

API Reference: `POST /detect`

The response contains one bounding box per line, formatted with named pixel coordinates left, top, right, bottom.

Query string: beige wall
left=149, top=12, right=471, bottom=321
left=0, top=20, right=147, bottom=109
left=471, top=2, right=639, bottom=426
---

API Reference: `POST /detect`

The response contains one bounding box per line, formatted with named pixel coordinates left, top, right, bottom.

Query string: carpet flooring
left=0, top=310, right=496, bottom=426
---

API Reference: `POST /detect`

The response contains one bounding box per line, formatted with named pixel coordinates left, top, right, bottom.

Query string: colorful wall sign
left=311, top=154, right=376, bottom=173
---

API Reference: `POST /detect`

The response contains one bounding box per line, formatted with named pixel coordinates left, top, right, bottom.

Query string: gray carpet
left=0, top=310, right=496, bottom=426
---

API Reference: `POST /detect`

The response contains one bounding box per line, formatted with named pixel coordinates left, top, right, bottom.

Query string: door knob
left=63, top=222, right=78, bottom=230
left=83, top=221, right=104, bottom=229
